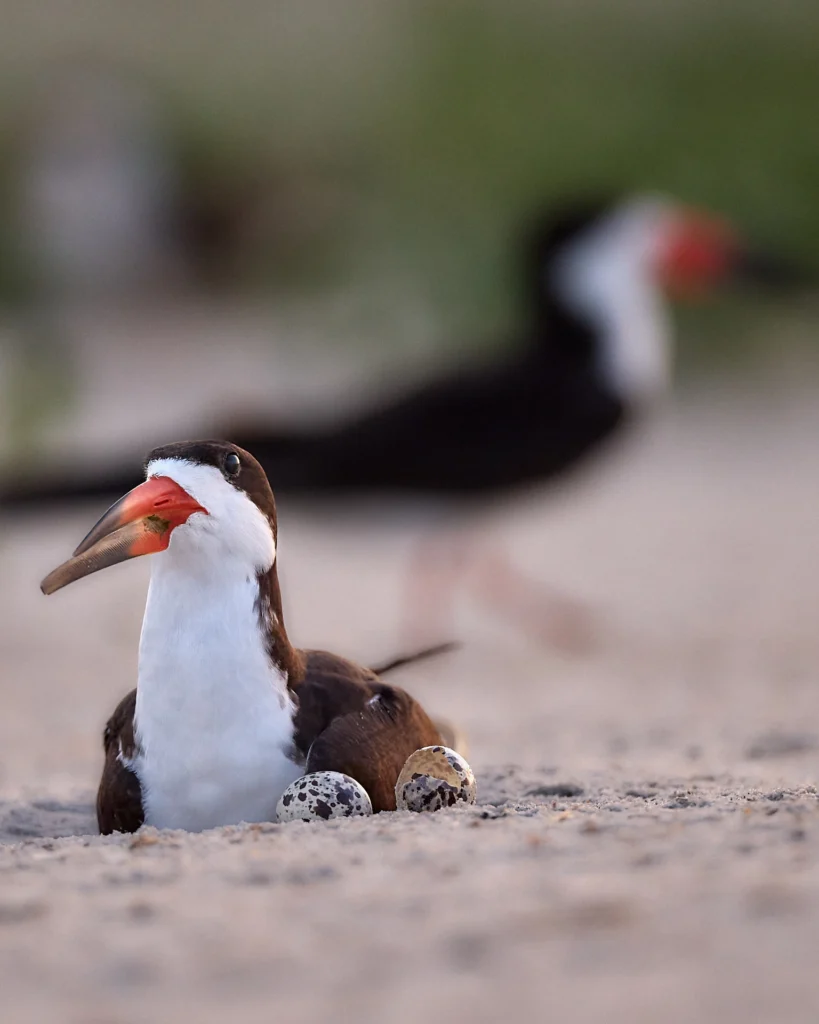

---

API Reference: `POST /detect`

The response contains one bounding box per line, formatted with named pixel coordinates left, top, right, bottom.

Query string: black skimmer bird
left=230, top=195, right=807, bottom=493
left=14, top=195, right=809, bottom=645
left=40, top=440, right=447, bottom=833
left=226, top=194, right=810, bottom=646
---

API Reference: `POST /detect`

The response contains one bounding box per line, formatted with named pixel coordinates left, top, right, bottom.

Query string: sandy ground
left=1, top=353, right=819, bottom=1022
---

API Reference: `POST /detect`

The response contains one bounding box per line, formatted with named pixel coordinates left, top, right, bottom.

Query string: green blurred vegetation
left=0, top=0, right=816, bottom=362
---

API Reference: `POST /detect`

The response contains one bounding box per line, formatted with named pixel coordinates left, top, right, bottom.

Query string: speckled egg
left=276, top=772, right=373, bottom=823
left=395, top=745, right=477, bottom=812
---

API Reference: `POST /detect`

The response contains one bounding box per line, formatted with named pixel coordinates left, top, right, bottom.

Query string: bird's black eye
left=224, top=452, right=241, bottom=477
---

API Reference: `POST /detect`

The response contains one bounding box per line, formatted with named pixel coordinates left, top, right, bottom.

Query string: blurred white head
left=549, top=194, right=739, bottom=405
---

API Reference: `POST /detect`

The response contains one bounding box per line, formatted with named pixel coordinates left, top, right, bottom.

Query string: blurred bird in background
left=226, top=194, right=810, bottom=648
left=0, top=193, right=808, bottom=649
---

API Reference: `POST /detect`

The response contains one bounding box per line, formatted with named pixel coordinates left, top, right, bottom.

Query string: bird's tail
left=370, top=641, right=459, bottom=676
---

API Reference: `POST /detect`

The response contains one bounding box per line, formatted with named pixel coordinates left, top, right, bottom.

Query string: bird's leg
left=399, top=528, right=471, bottom=650
left=467, top=546, right=599, bottom=654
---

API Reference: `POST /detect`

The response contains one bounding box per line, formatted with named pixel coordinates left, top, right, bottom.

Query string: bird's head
left=41, top=440, right=278, bottom=594
left=525, top=194, right=810, bottom=402
left=529, top=193, right=808, bottom=306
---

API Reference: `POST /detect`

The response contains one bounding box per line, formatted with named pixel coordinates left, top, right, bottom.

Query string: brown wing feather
left=96, top=689, right=144, bottom=835
left=290, top=649, right=381, bottom=752
left=293, top=650, right=442, bottom=811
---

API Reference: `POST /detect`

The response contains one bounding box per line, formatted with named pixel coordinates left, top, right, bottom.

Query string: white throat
left=551, top=198, right=674, bottom=406
left=130, top=458, right=301, bottom=832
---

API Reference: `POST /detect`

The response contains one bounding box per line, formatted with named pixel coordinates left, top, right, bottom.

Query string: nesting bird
left=41, top=441, right=450, bottom=833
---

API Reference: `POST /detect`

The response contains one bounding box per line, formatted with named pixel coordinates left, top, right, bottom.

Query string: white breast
left=132, top=552, right=302, bottom=832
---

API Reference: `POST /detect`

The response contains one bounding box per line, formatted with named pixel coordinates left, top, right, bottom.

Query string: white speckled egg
left=395, top=745, right=477, bottom=812
left=276, top=772, right=372, bottom=823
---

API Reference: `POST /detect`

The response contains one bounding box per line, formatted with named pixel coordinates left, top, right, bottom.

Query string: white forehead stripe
left=145, top=457, right=276, bottom=571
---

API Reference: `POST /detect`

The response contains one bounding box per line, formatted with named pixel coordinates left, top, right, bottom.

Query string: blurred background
left=0, top=0, right=816, bottom=467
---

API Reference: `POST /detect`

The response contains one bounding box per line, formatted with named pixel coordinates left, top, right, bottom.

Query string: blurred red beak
left=40, top=477, right=207, bottom=595
left=657, top=209, right=812, bottom=297
left=655, top=211, right=737, bottom=298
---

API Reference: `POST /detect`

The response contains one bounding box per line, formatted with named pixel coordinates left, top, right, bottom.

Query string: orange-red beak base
left=40, top=477, right=207, bottom=595
left=656, top=212, right=737, bottom=298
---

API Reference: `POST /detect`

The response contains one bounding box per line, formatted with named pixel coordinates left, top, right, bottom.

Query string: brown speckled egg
left=395, top=746, right=477, bottom=812
left=276, top=772, right=372, bottom=823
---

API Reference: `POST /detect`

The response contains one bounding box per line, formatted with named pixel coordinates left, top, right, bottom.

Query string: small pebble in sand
left=276, top=772, right=372, bottom=823
left=395, top=746, right=477, bottom=812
